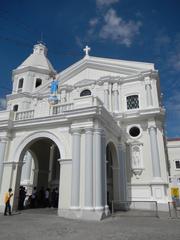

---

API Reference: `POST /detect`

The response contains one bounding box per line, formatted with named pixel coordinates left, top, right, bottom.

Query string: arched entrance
left=106, top=142, right=119, bottom=211
left=15, top=137, right=61, bottom=210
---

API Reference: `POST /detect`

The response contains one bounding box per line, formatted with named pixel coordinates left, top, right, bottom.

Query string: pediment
left=56, top=56, right=155, bottom=87
left=74, top=79, right=96, bottom=87
left=33, top=55, right=155, bottom=95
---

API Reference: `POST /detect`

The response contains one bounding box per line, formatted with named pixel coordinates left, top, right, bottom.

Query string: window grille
left=127, top=95, right=139, bottom=109
left=175, top=160, right=180, bottom=169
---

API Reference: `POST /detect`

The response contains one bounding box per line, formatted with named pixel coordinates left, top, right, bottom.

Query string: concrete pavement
left=0, top=208, right=180, bottom=240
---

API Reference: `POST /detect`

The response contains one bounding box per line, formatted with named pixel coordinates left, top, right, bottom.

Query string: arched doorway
left=17, top=137, right=61, bottom=209
left=106, top=142, right=119, bottom=211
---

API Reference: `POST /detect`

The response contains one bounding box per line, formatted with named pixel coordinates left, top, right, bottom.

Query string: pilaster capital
left=3, top=161, right=23, bottom=169
left=103, top=81, right=109, bottom=90
left=94, top=128, right=105, bottom=136
left=148, top=119, right=157, bottom=129
left=112, top=82, right=118, bottom=91
left=58, top=158, right=72, bottom=165
left=85, top=128, right=94, bottom=134
left=70, top=128, right=82, bottom=135
left=144, top=76, right=151, bottom=84
left=0, top=135, right=11, bottom=143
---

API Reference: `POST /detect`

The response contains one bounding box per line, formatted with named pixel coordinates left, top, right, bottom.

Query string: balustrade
left=15, top=110, right=34, bottom=120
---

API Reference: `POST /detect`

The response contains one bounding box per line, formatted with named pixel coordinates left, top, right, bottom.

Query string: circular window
left=129, top=126, right=140, bottom=137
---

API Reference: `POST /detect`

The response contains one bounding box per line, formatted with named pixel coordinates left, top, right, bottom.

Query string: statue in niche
left=131, top=145, right=143, bottom=178
left=132, top=146, right=141, bottom=169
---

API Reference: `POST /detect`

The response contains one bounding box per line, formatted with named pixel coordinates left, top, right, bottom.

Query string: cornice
left=10, top=104, right=121, bottom=138
left=7, top=92, right=32, bottom=101
left=12, top=66, right=55, bottom=76
left=115, top=107, right=165, bottom=122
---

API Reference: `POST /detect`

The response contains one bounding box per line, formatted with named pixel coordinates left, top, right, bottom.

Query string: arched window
left=80, top=89, right=91, bottom=97
left=35, top=78, right=42, bottom=88
left=13, top=105, right=18, bottom=112
left=127, top=95, right=139, bottom=109
left=18, top=78, right=24, bottom=89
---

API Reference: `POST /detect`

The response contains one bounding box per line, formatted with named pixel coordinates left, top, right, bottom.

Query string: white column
left=48, top=144, right=55, bottom=184
left=145, top=77, right=153, bottom=106
left=25, top=152, right=32, bottom=183
left=0, top=138, right=8, bottom=191
left=113, top=83, right=119, bottom=112
left=21, top=152, right=33, bottom=185
left=84, top=128, right=93, bottom=209
left=149, top=125, right=161, bottom=177
left=118, top=143, right=127, bottom=203
left=114, top=90, right=119, bottom=112
left=71, top=129, right=81, bottom=209
left=94, top=129, right=106, bottom=210
left=109, top=84, right=112, bottom=112
left=103, top=82, right=109, bottom=110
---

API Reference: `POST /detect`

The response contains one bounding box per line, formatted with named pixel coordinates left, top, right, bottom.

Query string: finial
left=83, top=45, right=91, bottom=57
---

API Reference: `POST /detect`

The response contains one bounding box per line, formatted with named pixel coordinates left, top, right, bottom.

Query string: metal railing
left=111, top=200, right=159, bottom=218
left=168, top=201, right=180, bottom=218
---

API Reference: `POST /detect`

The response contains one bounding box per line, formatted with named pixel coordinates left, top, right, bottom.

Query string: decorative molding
left=74, top=79, right=96, bottom=87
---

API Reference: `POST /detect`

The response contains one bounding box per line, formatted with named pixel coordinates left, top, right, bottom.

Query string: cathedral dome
left=17, top=43, right=56, bottom=73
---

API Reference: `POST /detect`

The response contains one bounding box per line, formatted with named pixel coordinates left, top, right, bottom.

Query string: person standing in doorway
left=4, top=188, right=13, bottom=216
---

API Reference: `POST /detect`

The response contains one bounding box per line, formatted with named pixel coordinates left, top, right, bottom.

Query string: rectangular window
left=127, top=95, right=139, bottom=110
left=175, top=160, right=180, bottom=169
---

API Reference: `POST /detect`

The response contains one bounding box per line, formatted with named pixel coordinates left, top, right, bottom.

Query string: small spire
left=83, top=45, right=91, bottom=57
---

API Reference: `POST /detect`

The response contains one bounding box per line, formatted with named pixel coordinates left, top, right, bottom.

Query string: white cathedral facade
left=0, top=43, right=170, bottom=220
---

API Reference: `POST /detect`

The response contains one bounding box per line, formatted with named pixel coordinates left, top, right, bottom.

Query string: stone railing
left=73, top=96, right=103, bottom=109
left=15, top=110, right=34, bottom=120
left=52, top=102, right=73, bottom=115
left=13, top=96, right=104, bottom=120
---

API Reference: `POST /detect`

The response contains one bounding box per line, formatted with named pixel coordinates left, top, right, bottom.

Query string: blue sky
left=0, top=0, right=180, bottom=137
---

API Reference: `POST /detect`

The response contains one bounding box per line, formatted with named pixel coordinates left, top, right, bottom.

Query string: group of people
left=3, top=185, right=59, bottom=216
left=18, top=186, right=59, bottom=209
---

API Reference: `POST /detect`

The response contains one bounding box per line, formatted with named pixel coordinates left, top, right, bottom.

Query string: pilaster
left=70, top=129, right=81, bottom=209
left=113, top=83, right=119, bottom=112
left=0, top=136, right=9, bottom=192
left=148, top=121, right=161, bottom=178
left=145, top=77, right=153, bottom=107
left=84, top=128, right=93, bottom=209
left=103, top=82, right=109, bottom=110
left=94, top=128, right=106, bottom=211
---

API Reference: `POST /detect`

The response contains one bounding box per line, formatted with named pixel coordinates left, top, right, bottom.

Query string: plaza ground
left=0, top=208, right=180, bottom=240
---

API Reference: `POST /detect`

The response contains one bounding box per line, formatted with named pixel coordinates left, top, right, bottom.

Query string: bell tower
left=7, top=43, right=56, bottom=111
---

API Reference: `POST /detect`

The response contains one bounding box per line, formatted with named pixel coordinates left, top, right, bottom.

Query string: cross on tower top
left=83, top=45, right=91, bottom=57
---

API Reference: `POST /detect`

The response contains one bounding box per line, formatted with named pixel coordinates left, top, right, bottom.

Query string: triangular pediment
left=33, top=55, right=155, bottom=95
left=56, top=56, right=155, bottom=87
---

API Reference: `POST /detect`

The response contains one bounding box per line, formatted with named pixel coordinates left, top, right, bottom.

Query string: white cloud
left=0, top=98, right=6, bottom=110
left=99, top=9, right=142, bottom=47
left=96, top=0, right=119, bottom=8
left=89, top=18, right=99, bottom=27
